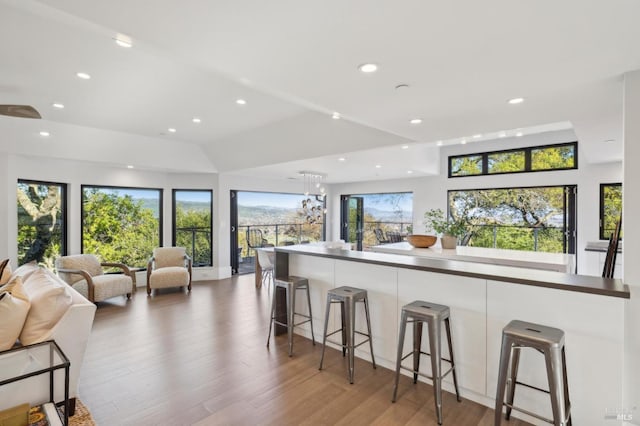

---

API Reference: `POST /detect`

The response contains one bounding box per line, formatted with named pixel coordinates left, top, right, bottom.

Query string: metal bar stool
left=318, top=286, right=376, bottom=384
left=266, top=276, right=315, bottom=356
left=391, top=300, right=460, bottom=425
left=495, top=320, right=572, bottom=426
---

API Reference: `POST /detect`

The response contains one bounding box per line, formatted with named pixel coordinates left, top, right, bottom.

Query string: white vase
left=441, top=235, right=457, bottom=249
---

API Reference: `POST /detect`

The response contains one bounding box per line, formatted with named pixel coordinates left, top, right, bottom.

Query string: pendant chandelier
left=299, top=171, right=327, bottom=224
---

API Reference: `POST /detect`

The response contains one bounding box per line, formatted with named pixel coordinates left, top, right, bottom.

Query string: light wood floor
left=79, top=274, right=531, bottom=426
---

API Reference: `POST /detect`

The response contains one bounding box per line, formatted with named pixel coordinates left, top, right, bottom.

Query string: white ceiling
left=1, top=0, right=638, bottom=181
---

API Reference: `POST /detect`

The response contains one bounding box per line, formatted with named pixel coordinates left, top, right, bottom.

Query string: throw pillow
left=0, top=258, right=11, bottom=285
left=19, top=268, right=73, bottom=345
left=8, top=260, right=38, bottom=283
left=0, top=276, right=31, bottom=351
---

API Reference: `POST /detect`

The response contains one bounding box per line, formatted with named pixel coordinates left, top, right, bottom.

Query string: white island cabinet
left=274, top=245, right=629, bottom=426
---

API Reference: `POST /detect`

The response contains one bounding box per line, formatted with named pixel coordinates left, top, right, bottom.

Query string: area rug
left=69, top=400, right=96, bottom=426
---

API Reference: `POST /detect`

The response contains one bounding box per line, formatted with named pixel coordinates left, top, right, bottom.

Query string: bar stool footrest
left=502, top=402, right=555, bottom=424
left=324, top=338, right=372, bottom=350
left=513, top=380, right=550, bottom=394
left=399, top=364, right=456, bottom=382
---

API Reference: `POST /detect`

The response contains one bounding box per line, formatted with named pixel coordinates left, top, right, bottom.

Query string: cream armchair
left=55, top=254, right=133, bottom=303
left=147, top=247, right=192, bottom=295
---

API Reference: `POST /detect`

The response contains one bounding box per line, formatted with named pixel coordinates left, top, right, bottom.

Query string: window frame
left=599, top=182, right=622, bottom=240
left=172, top=189, right=213, bottom=267
left=17, top=179, right=68, bottom=265
left=448, top=141, right=578, bottom=178
left=80, top=184, right=163, bottom=258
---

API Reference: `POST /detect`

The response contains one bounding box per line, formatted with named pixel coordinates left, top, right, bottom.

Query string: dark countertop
left=275, top=245, right=630, bottom=299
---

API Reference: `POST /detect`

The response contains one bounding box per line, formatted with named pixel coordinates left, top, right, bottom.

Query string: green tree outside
left=175, top=204, right=212, bottom=266
left=17, top=182, right=64, bottom=268
left=82, top=189, right=159, bottom=268
left=602, top=184, right=622, bottom=239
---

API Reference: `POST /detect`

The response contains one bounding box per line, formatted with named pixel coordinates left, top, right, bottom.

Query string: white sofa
left=0, top=264, right=96, bottom=414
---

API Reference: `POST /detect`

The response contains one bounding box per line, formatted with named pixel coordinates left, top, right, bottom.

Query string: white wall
left=0, top=153, right=9, bottom=259
left=623, top=70, right=640, bottom=425
left=330, top=129, right=622, bottom=275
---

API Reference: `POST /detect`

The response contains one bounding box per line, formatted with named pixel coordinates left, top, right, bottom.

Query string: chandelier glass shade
left=300, top=171, right=327, bottom=224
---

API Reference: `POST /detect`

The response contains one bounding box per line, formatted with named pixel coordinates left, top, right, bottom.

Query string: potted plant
left=423, top=208, right=467, bottom=249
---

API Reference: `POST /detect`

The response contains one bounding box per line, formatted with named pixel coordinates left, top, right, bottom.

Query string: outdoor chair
left=246, top=228, right=268, bottom=249
left=56, top=254, right=133, bottom=303
left=374, top=228, right=390, bottom=244
left=387, top=231, right=403, bottom=243
left=147, top=247, right=192, bottom=295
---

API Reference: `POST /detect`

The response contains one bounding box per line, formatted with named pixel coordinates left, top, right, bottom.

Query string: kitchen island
left=273, top=244, right=629, bottom=426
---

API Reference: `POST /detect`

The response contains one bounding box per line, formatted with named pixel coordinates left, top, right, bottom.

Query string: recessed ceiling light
left=410, top=118, right=422, bottom=125
left=508, top=97, right=524, bottom=105
left=461, top=139, right=467, bottom=145
left=168, top=128, right=177, bottom=133
left=375, top=164, right=382, bottom=168
left=401, top=145, right=409, bottom=149
left=473, top=134, right=482, bottom=139
left=515, top=131, right=523, bottom=137
left=407, top=170, right=414, bottom=174
left=192, top=117, right=201, bottom=123
left=332, top=112, right=341, bottom=120
left=498, top=132, right=507, bottom=138
left=76, top=72, right=91, bottom=80
left=52, top=103, right=64, bottom=109
left=127, top=165, right=134, bottom=169
left=436, top=140, right=443, bottom=146
left=359, top=63, right=378, bottom=73
left=39, top=131, right=50, bottom=137
left=338, top=157, right=346, bottom=162
left=236, top=99, right=246, bottom=105
left=114, top=36, right=132, bottom=48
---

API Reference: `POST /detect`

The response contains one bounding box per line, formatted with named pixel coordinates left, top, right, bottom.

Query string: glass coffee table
left=0, top=340, right=70, bottom=425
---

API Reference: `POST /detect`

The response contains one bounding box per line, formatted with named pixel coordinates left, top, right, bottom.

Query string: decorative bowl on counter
left=406, top=234, right=437, bottom=248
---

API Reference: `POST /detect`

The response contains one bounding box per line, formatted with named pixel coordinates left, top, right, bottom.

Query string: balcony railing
left=175, top=226, right=212, bottom=266
left=239, top=223, right=324, bottom=261
left=466, top=224, right=565, bottom=252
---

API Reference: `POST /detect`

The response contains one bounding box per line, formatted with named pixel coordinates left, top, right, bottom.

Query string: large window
left=173, top=190, right=212, bottom=267
left=17, top=180, right=67, bottom=267
left=233, top=191, right=325, bottom=273
left=600, top=183, right=622, bottom=240
left=82, top=185, right=162, bottom=268
left=448, top=185, right=576, bottom=253
left=449, top=142, right=577, bottom=177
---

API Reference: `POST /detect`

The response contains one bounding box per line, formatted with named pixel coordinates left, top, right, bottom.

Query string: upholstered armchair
left=146, top=247, right=192, bottom=295
left=55, top=254, right=133, bottom=303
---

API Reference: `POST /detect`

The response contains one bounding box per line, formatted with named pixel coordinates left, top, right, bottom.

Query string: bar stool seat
left=319, top=286, right=376, bottom=384
left=392, top=300, right=460, bottom=425
left=266, top=276, right=315, bottom=356
left=495, top=320, right=572, bottom=426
